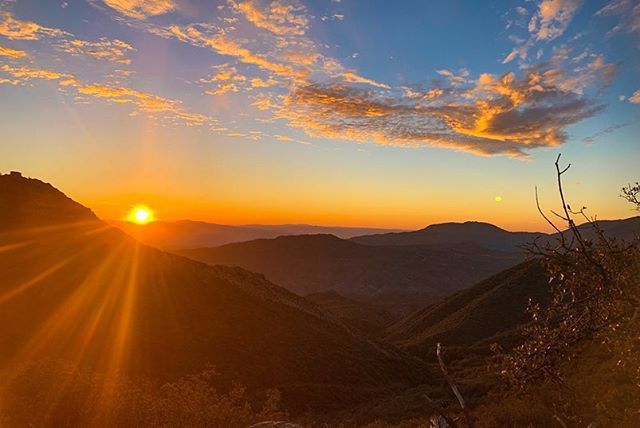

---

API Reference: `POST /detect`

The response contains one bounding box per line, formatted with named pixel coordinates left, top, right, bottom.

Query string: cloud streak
left=0, top=11, right=67, bottom=40
left=0, top=44, right=26, bottom=58
left=57, top=38, right=135, bottom=64
left=100, top=0, right=176, bottom=19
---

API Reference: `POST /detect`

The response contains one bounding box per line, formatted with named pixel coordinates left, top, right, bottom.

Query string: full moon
left=128, top=205, right=154, bottom=224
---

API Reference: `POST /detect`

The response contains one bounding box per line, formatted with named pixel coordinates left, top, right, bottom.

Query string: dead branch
left=436, top=343, right=473, bottom=428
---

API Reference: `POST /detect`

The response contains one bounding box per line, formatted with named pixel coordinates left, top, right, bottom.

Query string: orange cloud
left=340, top=71, right=390, bottom=89
left=0, top=11, right=67, bottom=40
left=204, top=82, right=239, bottom=95
left=100, top=0, right=176, bottom=19
left=0, top=64, right=74, bottom=82
left=231, top=0, right=309, bottom=36
left=76, top=84, right=207, bottom=125
left=250, top=77, right=277, bottom=88
left=0, top=44, right=27, bottom=58
left=200, top=64, right=247, bottom=83
left=159, top=24, right=303, bottom=79
left=57, top=38, right=135, bottom=64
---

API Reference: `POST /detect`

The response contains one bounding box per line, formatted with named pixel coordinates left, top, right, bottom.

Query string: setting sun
left=127, top=205, right=154, bottom=225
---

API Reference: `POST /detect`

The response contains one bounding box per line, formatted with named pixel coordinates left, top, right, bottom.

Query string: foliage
left=622, top=182, right=640, bottom=210
left=499, top=156, right=640, bottom=425
left=0, top=360, right=286, bottom=428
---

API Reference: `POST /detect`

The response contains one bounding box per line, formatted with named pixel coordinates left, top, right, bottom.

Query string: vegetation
left=496, top=156, right=640, bottom=426
left=0, top=361, right=286, bottom=428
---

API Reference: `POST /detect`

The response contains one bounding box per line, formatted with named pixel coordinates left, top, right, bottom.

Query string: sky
left=0, top=0, right=639, bottom=231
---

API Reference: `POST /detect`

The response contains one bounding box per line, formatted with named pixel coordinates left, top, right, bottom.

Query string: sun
left=127, top=205, right=155, bottom=225
left=494, top=195, right=503, bottom=202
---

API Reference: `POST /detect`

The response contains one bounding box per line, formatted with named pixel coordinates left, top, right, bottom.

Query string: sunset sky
left=0, top=0, right=638, bottom=230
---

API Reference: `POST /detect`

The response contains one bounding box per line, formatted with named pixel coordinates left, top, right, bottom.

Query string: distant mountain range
left=178, top=234, right=525, bottom=298
left=178, top=216, right=639, bottom=311
left=351, top=221, right=545, bottom=251
left=111, top=219, right=402, bottom=250
left=351, top=218, right=640, bottom=250
left=0, top=173, right=427, bottom=414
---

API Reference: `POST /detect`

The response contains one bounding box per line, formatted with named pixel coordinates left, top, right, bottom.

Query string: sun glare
left=127, top=205, right=154, bottom=225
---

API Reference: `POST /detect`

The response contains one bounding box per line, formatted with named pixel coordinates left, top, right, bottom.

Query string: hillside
left=112, top=220, right=400, bottom=250
left=0, top=171, right=97, bottom=228
left=385, top=260, right=551, bottom=353
left=351, top=221, right=545, bottom=251
left=306, top=291, right=397, bottom=336
left=178, top=234, right=524, bottom=298
left=0, top=173, right=429, bottom=417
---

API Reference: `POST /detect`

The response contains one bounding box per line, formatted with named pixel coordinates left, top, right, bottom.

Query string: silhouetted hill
left=112, top=220, right=401, bottom=250
left=0, top=172, right=97, bottom=229
left=306, top=291, right=397, bottom=336
left=351, top=221, right=545, bottom=251
left=352, top=218, right=640, bottom=251
left=574, top=216, right=640, bottom=243
left=385, top=260, right=551, bottom=353
left=0, top=173, right=428, bottom=414
left=178, top=234, right=524, bottom=298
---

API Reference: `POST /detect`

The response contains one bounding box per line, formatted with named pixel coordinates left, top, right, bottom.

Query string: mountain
left=384, top=260, right=551, bottom=354
left=574, top=216, right=640, bottom=243
left=112, top=219, right=401, bottom=250
left=306, top=291, right=397, bottom=336
left=0, top=171, right=97, bottom=228
left=351, top=221, right=546, bottom=251
left=352, top=217, right=640, bottom=251
left=0, top=172, right=428, bottom=416
left=178, top=234, right=524, bottom=299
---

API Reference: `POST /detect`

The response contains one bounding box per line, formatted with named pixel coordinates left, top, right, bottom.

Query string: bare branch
left=436, top=343, right=473, bottom=427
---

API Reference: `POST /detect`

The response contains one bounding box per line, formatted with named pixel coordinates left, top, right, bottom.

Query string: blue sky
left=0, top=0, right=638, bottom=230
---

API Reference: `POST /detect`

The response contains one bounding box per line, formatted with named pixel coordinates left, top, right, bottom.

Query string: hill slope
left=0, top=173, right=427, bottom=415
left=178, top=234, right=524, bottom=298
left=306, top=291, right=397, bottom=336
left=385, top=260, right=551, bottom=353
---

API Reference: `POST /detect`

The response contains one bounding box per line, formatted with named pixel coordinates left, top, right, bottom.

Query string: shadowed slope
left=178, top=234, right=524, bottom=297
left=385, top=260, right=551, bottom=353
left=306, top=291, right=397, bottom=336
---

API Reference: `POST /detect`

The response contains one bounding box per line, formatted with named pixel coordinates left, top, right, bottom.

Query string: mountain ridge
left=111, top=219, right=403, bottom=250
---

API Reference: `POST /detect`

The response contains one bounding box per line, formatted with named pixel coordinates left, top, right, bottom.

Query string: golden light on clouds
left=127, top=205, right=154, bottom=224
